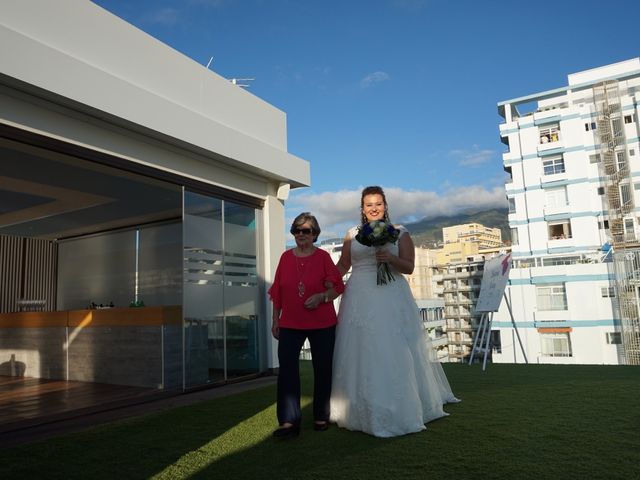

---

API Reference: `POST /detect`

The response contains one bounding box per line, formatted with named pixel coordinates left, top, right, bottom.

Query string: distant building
left=406, top=247, right=439, bottom=300
left=437, top=223, right=502, bottom=265
left=431, top=221, right=507, bottom=362
left=443, top=223, right=503, bottom=248
left=493, top=58, right=640, bottom=365
left=433, top=259, right=486, bottom=362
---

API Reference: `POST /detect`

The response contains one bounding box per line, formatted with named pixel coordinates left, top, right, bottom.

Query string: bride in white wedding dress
left=330, top=186, right=459, bottom=438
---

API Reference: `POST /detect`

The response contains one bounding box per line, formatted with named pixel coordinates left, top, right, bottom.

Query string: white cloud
left=360, top=71, right=390, bottom=88
left=449, top=145, right=496, bottom=166
left=286, top=185, right=507, bottom=240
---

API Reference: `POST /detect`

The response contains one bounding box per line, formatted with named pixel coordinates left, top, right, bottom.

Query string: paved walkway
left=0, top=375, right=276, bottom=449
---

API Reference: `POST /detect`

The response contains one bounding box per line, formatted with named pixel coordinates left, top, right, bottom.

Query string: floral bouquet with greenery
left=355, top=220, right=401, bottom=285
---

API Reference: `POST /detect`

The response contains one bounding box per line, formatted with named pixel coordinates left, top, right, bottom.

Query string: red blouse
left=269, top=248, right=345, bottom=329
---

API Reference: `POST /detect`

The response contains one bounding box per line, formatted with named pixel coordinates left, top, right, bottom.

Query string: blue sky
left=93, top=0, right=640, bottom=239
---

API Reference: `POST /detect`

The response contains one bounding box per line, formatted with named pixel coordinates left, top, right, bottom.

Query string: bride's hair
left=360, top=185, right=390, bottom=224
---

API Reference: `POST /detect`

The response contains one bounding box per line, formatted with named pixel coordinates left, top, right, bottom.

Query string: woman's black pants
left=276, top=325, right=336, bottom=426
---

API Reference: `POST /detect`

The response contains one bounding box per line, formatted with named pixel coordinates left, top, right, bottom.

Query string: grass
left=1, top=362, right=638, bottom=480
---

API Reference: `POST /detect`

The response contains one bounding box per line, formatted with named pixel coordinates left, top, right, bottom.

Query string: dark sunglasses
left=292, top=228, right=313, bottom=235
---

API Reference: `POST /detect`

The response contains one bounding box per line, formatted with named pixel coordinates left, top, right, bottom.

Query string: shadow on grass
left=0, top=381, right=281, bottom=479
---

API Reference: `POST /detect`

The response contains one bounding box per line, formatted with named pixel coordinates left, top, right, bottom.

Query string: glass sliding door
left=183, top=191, right=262, bottom=388
left=224, top=201, right=260, bottom=379
left=183, top=192, right=225, bottom=387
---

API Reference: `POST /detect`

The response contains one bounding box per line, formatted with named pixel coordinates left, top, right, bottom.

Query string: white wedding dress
left=330, top=226, right=459, bottom=437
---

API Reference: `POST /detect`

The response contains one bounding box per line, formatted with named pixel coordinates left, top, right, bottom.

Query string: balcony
left=423, top=319, right=446, bottom=329
left=446, top=325, right=474, bottom=332
left=547, top=237, right=575, bottom=250
left=449, top=338, right=474, bottom=345
left=540, top=172, right=567, bottom=185
left=534, top=310, right=570, bottom=323
left=533, top=107, right=564, bottom=124
left=537, top=138, right=563, bottom=155
left=431, top=336, right=449, bottom=348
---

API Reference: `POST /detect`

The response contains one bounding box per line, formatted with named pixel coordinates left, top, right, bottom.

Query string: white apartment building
left=492, top=59, right=640, bottom=365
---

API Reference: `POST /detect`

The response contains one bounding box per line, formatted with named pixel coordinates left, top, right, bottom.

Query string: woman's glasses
left=292, top=228, right=313, bottom=235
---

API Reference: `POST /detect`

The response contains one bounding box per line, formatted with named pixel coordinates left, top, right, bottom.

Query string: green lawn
left=1, top=363, right=638, bottom=480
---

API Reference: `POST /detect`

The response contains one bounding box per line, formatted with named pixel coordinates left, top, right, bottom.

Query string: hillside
left=403, top=207, right=509, bottom=248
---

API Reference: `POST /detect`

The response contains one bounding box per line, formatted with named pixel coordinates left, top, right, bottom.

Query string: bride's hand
left=304, top=294, right=323, bottom=310
left=375, top=247, right=393, bottom=263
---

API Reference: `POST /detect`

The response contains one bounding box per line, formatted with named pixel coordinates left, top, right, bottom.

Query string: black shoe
left=313, top=421, right=329, bottom=432
left=273, top=424, right=300, bottom=438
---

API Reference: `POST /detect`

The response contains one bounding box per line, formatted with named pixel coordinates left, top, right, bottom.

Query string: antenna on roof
left=229, top=78, right=255, bottom=88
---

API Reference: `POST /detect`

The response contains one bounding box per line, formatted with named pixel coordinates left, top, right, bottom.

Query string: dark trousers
left=277, top=325, right=336, bottom=426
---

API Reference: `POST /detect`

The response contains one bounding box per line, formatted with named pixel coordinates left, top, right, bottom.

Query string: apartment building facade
left=492, top=59, right=640, bottom=365
left=437, top=224, right=502, bottom=265
left=433, top=259, right=485, bottom=363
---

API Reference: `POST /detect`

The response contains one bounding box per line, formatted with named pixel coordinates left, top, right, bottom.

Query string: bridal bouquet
left=355, top=220, right=401, bottom=285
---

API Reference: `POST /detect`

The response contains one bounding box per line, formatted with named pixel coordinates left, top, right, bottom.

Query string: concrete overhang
left=0, top=1, right=310, bottom=189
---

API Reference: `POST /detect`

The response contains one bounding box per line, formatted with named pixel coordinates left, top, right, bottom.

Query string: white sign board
left=475, top=253, right=511, bottom=313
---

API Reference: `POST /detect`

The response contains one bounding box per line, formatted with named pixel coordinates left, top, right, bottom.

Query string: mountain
left=403, top=208, right=510, bottom=248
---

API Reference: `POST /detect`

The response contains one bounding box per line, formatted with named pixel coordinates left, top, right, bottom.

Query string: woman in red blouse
left=269, top=212, right=345, bottom=438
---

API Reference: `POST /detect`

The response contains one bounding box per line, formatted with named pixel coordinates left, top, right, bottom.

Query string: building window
left=536, top=284, right=568, bottom=311
left=630, top=149, right=636, bottom=157
left=621, top=184, right=632, bottom=206
left=601, top=286, right=615, bottom=298
left=510, top=227, right=519, bottom=246
left=624, top=114, right=636, bottom=124
left=589, top=153, right=601, bottom=163
left=585, top=122, right=597, bottom=131
left=541, top=332, right=572, bottom=357
left=613, top=118, right=624, bottom=138
left=548, top=221, right=571, bottom=240
left=491, top=330, right=502, bottom=354
left=545, top=186, right=568, bottom=208
left=616, top=151, right=627, bottom=171
left=543, top=255, right=580, bottom=266
left=543, top=156, right=565, bottom=175
left=597, top=186, right=605, bottom=195
left=606, top=332, right=622, bottom=344
left=598, top=219, right=610, bottom=230
left=539, top=124, right=560, bottom=144
left=624, top=218, right=635, bottom=237
left=508, top=197, right=516, bottom=213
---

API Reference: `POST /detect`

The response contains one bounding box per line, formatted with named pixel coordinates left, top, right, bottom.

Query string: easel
left=468, top=292, right=528, bottom=371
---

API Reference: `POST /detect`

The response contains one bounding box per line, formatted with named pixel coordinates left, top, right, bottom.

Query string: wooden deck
left=0, top=376, right=161, bottom=434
